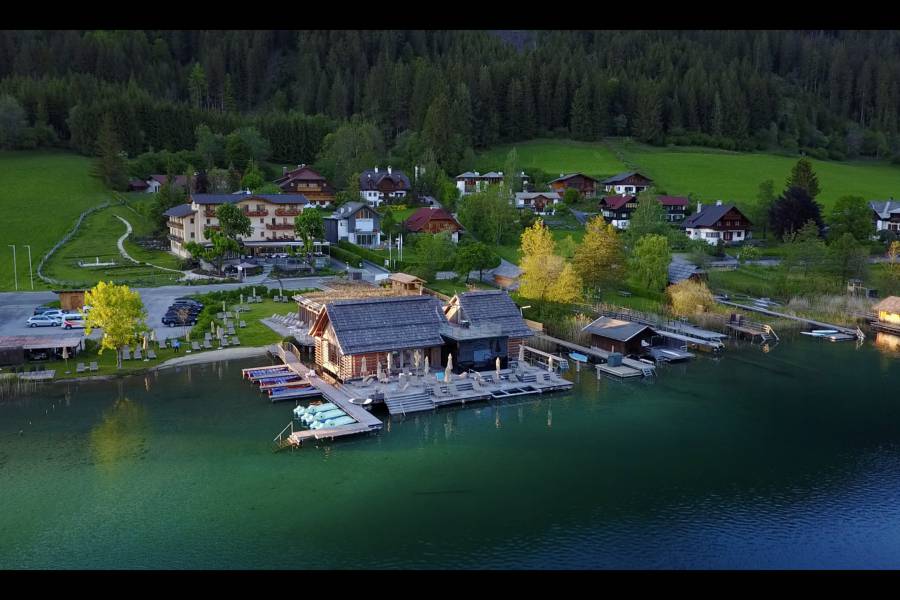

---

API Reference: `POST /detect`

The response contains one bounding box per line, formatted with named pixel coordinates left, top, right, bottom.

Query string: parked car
left=33, top=305, right=55, bottom=315
left=26, top=315, right=59, bottom=328
left=162, top=314, right=198, bottom=326
left=61, top=314, right=86, bottom=329
left=40, top=309, right=65, bottom=323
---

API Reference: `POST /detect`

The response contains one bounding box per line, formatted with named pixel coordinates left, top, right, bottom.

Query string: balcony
left=168, top=220, right=183, bottom=229
left=168, top=233, right=184, bottom=243
left=243, top=209, right=268, bottom=217
left=275, top=208, right=301, bottom=217
left=266, top=223, right=295, bottom=231
left=204, top=208, right=217, bottom=217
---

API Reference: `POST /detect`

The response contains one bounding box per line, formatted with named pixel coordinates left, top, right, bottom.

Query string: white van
left=61, top=313, right=86, bottom=329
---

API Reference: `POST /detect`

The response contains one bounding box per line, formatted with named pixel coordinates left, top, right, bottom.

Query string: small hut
left=388, top=272, right=425, bottom=295
left=582, top=316, right=657, bottom=355
left=873, top=296, right=900, bottom=333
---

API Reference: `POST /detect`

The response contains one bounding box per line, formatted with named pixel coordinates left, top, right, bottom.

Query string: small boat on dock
left=267, top=386, right=321, bottom=402
left=646, top=346, right=695, bottom=363
left=568, top=351, right=589, bottom=363
left=258, top=376, right=304, bottom=390
left=243, top=365, right=294, bottom=381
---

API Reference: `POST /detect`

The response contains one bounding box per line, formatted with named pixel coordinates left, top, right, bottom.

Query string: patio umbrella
left=62, top=345, right=69, bottom=373
left=444, top=353, right=453, bottom=384
left=253, top=287, right=256, bottom=299
left=424, top=356, right=429, bottom=375
left=496, top=356, right=501, bottom=380
left=361, top=356, right=368, bottom=377
left=518, top=344, right=525, bottom=363
left=186, top=328, right=191, bottom=342
left=413, top=350, right=421, bottom=375
left=386, top=352, right=392, bottom=374
left=222, top=300, right=227, bottom=314
left=143, top=335, right=149, bottom=360
left=547, top=356, right=553, bottom=372
left=240, top=293, right=244, bottom=305
left=211, top=320, right=216, bottom=333
left=377, top=360, right=383, bottom=382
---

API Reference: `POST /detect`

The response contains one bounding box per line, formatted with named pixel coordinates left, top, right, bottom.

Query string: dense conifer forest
left=3, top=30, right=900, bottom=172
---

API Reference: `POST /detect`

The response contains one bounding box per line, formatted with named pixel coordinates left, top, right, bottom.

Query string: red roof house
left=404, top=207, right=464, bottom=243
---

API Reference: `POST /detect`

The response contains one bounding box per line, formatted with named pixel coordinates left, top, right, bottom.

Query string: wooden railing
left=244, top=209, right=268, bottom=217
left=275, top=208, right=301, bottom=217
left=266, top=223, right=294, bottom=230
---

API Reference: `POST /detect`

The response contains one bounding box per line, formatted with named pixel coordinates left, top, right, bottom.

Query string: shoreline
left=49, top=346, right=272, bottom=383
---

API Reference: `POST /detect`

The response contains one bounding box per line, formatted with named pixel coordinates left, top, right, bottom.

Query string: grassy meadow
left=475, top=138, right=900, bottom=211
left=474, top=138, right=626, bottom=178
left=0, top=151, right=110, bottom=291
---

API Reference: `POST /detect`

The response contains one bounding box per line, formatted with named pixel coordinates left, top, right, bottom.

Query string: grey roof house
left=323, top=202, right=382, bottom=248
left=870, top=200, right=900, bottom=233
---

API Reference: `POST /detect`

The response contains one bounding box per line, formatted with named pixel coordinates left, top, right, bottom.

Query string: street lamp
left=7, top=245, right=16, bottom=291
left=23, top=245, right=33, bottom=290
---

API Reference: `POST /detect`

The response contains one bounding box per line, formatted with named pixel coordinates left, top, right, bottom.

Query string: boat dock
left=530, top=334, right=655, bottom=378
left=716, top=299, right=864, bottom=340
left=596, top=307, right=727, bottom=351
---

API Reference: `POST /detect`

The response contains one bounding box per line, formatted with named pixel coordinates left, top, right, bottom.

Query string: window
left=206, top=219, right=210, bottom=225
left=706, top=231, right=720, bottom=239
left=260, top=219, right=264, bottom=224
left=190, top=218, right=194, bottom=224
left=190, top=232, right=195, bottom=239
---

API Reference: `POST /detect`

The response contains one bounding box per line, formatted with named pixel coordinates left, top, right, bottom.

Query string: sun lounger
left=122, top=347, right=131, bottom=361
left=76, top=362, right=86, bottom=373
left=192, top=341, right=201, bottom=351
left=159, top=338, right=168, bottom=349
left=90, top=361, right=98, bottom=372
left=134, top=348, right=142, bottom=360
left=203, top=340, right=212, bottom=349
left=147, top=349, right=157, bottom=360
left=231, top=336, right=240, bottom=346
left=220, top=338, right=229, bottom=348
left=239, top=320, right=246, bottom=328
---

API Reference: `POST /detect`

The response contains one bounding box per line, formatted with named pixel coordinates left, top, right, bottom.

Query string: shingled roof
left=870, top=200, right=900, bottom=218
left=453, top=290, right=534, bottom=338
left=874, top=296, right=900, bottom=314
left=359, top=168, right=411, bottom=191
left=325, top=296, right=447, bottom=355
left=163, top=203, right=195, bottom=218
left=668, top=261, right=706, bottom=285
left=582, top=316, right=654, bottom=342
left=601, top=171, right=653, bottom=185
left=550, top=172, right=598, bottom=184
left=683, top=203, right=748, bottom=228
left=405, top=207, right=462, bottom=232
left=600, top=195, right=637, bottom=210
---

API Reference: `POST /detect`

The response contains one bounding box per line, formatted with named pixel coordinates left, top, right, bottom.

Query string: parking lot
left=0, top=275, right=330, bottom=343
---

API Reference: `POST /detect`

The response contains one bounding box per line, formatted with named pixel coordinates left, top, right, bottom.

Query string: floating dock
left=530, top=334, right=656, bottom=378
left=646, top=346, right=695, bottom=363
left=717, top=299, right=864, bottom=341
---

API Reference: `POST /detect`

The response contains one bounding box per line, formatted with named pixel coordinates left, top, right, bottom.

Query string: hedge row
left=337, top=241, right=385, bottom=265
left=329, top=245, right=363, bottom=268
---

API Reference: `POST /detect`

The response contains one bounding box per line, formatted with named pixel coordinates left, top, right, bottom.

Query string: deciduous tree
left=83, top=282, right=148, bottom=369
left=828, top=195, right=873, bottom=243
left=215, top=202, right=252, bottom=242
left=629, top=234, right=670, bottom=293
left=668, top=279, right=715, bottom=316
left=454, top=240, right=499, bottom=283
left=573, top=216, right=626, bottom=294
left=294, top=207, right=324, bottom=255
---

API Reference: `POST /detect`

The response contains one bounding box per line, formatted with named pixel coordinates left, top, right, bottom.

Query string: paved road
left=0, top=276, right=333, bottom=341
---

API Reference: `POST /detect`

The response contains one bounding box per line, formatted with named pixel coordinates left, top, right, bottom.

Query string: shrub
left=329, top=245, right=363, bottom=268
left=337, top=240, right=383, bottom=264
left=667, top=279, right=716, bottom=316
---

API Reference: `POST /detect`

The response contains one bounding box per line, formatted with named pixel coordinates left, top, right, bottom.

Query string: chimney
left=715, top=200, right=723, bottom=206
left=374, top=166, right=379, bottom=174
left=387, top=165, right=392, bottom=175
left=282, top=166, right=287, bottom=175
left=697, top=201, right=702, bottom=213
left=499, top=171, right=503, bottom=176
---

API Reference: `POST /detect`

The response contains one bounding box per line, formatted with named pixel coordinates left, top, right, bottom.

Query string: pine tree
left=570, top=84, right=593, bottom=141
left=188, top=62, right=207, bottom=109
left=93, top=114, right=128, bottom=191
left=786, top=158, right=821, bottom=199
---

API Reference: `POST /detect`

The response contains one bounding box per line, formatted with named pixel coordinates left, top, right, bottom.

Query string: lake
left=2, top=335, right=899, bottom=569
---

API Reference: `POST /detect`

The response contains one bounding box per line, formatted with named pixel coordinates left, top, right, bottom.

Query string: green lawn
left=475, top=138, right=627, bottom=178
left=42, top=202, right=182, bottom=289
left=423, top=279, right=494, bottom=297
left=0, top=151, right=110, bottom=291
left=610, top=140, right=900, bottom=210
left=476, top=138, right=900, bottom=213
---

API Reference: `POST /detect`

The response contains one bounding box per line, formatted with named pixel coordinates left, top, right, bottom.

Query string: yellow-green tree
left=573, top=216, right=626, bottom=293
left=84, top=282, right=148, bottom=368
left=519, top=219, right=582, bottom=303
left=667, top=279, right=715, bottom=316
left=549, top=263, right=583, bottom=303
left=630, top=234, right=671, bottom=293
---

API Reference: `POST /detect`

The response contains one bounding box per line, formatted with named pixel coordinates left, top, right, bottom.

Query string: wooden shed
left=54, top=290, right=86, bottom=312
left=582, top=316, right=657, bottom=355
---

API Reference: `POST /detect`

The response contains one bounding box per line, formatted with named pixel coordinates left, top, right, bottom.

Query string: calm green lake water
left=2, top=336, right=900, bottom=569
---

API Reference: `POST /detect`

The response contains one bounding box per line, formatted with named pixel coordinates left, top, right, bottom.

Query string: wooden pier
left=530, top=334, right=656, bottom=378
left=716, top=299, right=864, bottom=340
left=593, top=306, right=727, bottom=351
